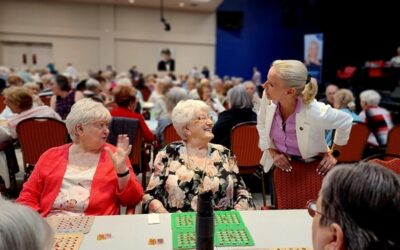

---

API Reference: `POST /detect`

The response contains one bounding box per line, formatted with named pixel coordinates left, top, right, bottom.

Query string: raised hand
left=105, top=134, right=132, bottom=173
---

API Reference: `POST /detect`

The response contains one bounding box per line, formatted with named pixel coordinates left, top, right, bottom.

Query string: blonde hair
left=65, top=98, right=111, bottom=142
left=271, top=59, right=318, bottom=105
left=334, top=89, right=356, bottom=110
left=171, top=99, right=210, bottom=140
left=3, top=86, right=33, bottom=111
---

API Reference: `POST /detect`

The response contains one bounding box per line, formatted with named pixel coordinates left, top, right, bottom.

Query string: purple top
left=56, top=90, right=75, bottom=120
left=269, top=98, right=302, bottom=156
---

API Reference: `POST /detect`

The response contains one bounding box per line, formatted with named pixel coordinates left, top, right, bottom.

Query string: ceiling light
left=128, top=0, right=135, bottom=4
left=179, top=2, right=185, bottom=7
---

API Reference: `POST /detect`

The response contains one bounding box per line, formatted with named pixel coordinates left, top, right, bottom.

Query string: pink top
left=269, top=98, right=302, bottom=156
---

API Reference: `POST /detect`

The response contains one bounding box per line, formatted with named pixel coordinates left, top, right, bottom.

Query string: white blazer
left=257, top=94, right=353, bottom=172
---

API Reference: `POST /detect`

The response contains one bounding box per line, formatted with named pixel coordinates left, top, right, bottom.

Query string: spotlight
left=164, top=22, right=171, bottom=31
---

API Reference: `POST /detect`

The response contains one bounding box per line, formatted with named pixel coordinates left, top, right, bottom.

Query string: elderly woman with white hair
left=0, top=198, right=53, bottom=250
left=359, top=89, right=393, bottom=146
left=17, top=99, right=144, bottom=217
left=142, top=99, right=255, bottom=213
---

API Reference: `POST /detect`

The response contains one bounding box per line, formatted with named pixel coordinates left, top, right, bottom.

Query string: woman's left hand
left=317, top=152, right=337, bottom=175
left=105, top=134, right=132, bottom=172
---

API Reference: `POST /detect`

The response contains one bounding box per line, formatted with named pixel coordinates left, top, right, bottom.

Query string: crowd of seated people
left=0, top=61, right=398, bottom=250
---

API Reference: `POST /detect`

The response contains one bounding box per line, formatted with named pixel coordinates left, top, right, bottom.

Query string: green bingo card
left=171, top=211, right=254, bottom=249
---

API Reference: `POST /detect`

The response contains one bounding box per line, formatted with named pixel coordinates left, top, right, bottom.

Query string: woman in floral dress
left=142, top=99, right=254, bottom=213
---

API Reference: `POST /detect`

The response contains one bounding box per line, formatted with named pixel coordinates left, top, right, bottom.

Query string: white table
left=79, top=210, right=312, bottom=250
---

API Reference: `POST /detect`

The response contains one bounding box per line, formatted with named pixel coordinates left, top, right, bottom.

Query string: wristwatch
left=331, top=150, right=341, bottom=158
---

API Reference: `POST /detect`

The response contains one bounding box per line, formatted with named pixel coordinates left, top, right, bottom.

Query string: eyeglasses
left=306, top=200, right=325, bottom=218
left=193, top=115, right=213, bottom=123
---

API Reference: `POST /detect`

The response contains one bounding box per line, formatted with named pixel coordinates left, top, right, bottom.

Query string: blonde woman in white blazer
left=257, top=60, right=352, bottom=175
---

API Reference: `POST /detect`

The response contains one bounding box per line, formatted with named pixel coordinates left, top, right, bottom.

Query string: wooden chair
left=163, top=123, right=180, bottom=145
left=386, top=125, right=400, bottom=155
left=272, top=160, right=323, bottom=209
left=230, top=121, right=267, bottom=208
left=337, top=122, right=370, bottom=163
left=107, top=117, right=147, bottom=187
left=16, top=117, right=68, bottom=181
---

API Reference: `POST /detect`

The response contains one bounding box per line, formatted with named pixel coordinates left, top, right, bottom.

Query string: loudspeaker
left=217, top=11, right=244, bottom=30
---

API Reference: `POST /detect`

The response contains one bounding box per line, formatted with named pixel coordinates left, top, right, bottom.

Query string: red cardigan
left=16, top=143, right=144, bottom=217
left=110, top=107, right=155, bottom=143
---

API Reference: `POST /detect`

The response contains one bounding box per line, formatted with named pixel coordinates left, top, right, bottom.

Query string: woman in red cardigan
left=17, top=98, right=144, bottom=217
left=110, top=84, right=155, bottom=143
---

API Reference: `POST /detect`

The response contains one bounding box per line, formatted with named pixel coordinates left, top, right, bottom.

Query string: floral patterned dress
left=142, top=142, right=255, bottom=213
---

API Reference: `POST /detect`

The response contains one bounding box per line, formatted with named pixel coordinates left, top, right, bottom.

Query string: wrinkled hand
left=105, top=134, right=132, bottom=172
left=317, top=153, right=337, bottom=175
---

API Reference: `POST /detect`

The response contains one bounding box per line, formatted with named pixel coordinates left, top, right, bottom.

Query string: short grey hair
left=65, top=98, right=111, bottom=142
left=227, top=85, right=253, bottom=109
left=171, top=99, right=210, bottom=140
left=320, top=163, right=400, bottom=249
left=359, top=89, right=381, bottom=106
left=0, top=199, right=53, bottom=250
left=85, top=78, right=100, bottom=92
left=166, top=87, right=188, bottom=113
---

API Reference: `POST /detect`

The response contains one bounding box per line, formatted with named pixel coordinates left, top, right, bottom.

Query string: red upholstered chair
left=16, top=117, right=68, bottom=181
left=272, top=160, right=323, bottom=209
left=364, top=154, right=400, bottom=175
left=336, top=66, right=357, bottom=80
left=337, top=122, right=370, bottom=163
left=163, top=123, right=181, bottom=145
left=386, top=125, right=400, bottom=156
left=230, top=121, right=267, bottom=208
left=0, top=95, right=5, bottom=113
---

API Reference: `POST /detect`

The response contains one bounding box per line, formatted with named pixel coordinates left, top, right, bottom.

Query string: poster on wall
left=304, top=33, right=323, bottom=83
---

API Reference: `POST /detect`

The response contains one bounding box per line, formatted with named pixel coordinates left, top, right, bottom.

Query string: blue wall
left=216, top=0, right=317, bottom=82
left=216, top=0, right=399, bottom=85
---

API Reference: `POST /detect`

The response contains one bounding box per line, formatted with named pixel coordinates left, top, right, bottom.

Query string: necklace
left=185, top=143, right=209, bottom=192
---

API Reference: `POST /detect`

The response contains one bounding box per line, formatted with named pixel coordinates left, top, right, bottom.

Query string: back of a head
left=334, top=89, right=355, bottom=110
left=166, top=87, right=188, bottom=112
left=227, top=85, right=253, bottom=109
left=360, top=89, right=381, bottom=106
left=272, top=59, right=317, bottom=104
left=320, top=163, right=400, bottom=250
left=55, top=74, right=71, bottom=92
left=2, top=86, right=33, bottom=111
left=112, top=84, right=136, bottom=108
left=0, top=199, right=53, bottom=250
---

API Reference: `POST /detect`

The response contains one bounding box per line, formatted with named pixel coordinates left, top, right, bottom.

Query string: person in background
left=0, top=86, right=61, bottom=144
left=17, top=99, right=144, bottom=217
left=157, top=48, right=175, bottom=72
left=197, top=79, right=225, bottom=121
left=257, top=60, right=352, bottom=175
left=0, top=198, right=54, bottom=250
left=305, top=40, right=322, bottom=67
left=309, top=162, right=400, bottom=250
left=155, top=87, right=188, bottom=147
left=325, top=89, right=362, bottom=147
left=143, top=99, right=254, bottom=213
left=201, top=66, right=210, bottom=79
left=319, top=83, right=338, bottom=107
left=83, top=78, right=105, bottom=103
left=24, top=82, right=44, bottom=106
left=243, top=81, right=261, bottom=113
left=110, top=85, right=155, bottom=143
left=358, top=89, right=393, bottom=147
left=212, top=85, right=257, bottom=149
left=388, top=46, right=400, bottom=67
left=50, top=74, right=84, bottom=119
